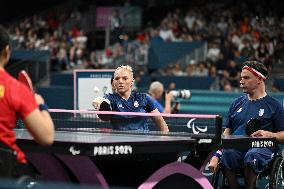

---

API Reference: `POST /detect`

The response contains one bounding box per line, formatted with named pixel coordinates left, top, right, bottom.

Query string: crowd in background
left=6, top=0, right=284, bottom=92
left=138, top=1, right=284, bottom=91
left=9, top=8, right=88, bottom=71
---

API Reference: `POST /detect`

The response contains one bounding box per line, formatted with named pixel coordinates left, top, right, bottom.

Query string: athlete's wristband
left=39, top=104, right=49, bottom=112
left=213, top=152, right=222, bottom=159
left=213, top=149, right=223, bottom=159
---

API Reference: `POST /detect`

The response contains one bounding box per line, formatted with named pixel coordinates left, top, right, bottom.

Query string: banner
left=96, top=6, right=142, bottom=29
left=74, top=70, right=114, bottom=110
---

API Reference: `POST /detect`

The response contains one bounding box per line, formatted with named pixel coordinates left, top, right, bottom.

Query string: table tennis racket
left=245, top=118, right=261, bottom=136
left=18, top=70, right=34, bottom=92
left=97, top=101, right=112, bottom=121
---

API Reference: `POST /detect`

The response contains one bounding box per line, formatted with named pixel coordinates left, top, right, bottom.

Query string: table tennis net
left=16, top=109, right=222, bottom=140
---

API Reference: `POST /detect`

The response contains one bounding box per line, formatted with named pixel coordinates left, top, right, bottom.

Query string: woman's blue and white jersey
left=104, top=92, right=157, bottom=131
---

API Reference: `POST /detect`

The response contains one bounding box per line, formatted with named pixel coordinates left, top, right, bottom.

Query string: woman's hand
left=92, top=97, right=105, bottom=110
left=208, top=156, right=219, bottom=173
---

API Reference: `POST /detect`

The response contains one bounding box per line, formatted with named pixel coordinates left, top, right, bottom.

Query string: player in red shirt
left=0, top=25, right=54, bottom=177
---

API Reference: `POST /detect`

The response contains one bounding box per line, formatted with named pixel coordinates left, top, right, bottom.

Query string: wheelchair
left=0, top=145, right=40, bottom=188
left=211, top=155, right=284, bottom=189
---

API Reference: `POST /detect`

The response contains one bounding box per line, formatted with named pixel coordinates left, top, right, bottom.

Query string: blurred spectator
left=184, top=9, right=196, bottom=30
left=56, top=41, right=70, bottom=70
left=215, top=52, right=227, bottom=71
left=86, top=51, right=101, bottom=69
left=208, top=65, right=217, bottom=77
left=195, top=62, right=209, bottom=76
left=207, top=43, right=221, bottom=63
left=150, top=29, right=164, bottom=43
left=159, top=20, right=175, bottom=42
left=186, top=64, right=197, bottom=76
left=219, top=70, right=231, bottom=91
left=256, top=41, right=269, bottom=62
left=226, top=60, right=240, bottom=88
left=172, top=64, right=186, bottom=76
left=167, top=82, right=176, bottom=91
left=240, top=38, right=255, bottom=58
left=223, top=79, right=234, bottom=92
left=109, top=9, right=123, bottom=45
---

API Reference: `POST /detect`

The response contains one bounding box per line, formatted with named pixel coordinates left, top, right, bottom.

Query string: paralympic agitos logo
left=187, top=118, right=208, bottom=135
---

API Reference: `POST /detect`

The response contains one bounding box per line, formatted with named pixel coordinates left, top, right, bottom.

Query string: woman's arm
left=23, top=94, right=54, bottom=146
left=151, top=109, right=169, bottom=132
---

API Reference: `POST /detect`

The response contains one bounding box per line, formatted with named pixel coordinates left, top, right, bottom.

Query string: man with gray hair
left=148, top=81, right=175, bottom=114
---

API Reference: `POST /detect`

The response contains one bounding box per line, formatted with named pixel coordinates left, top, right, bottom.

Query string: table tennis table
left=16, top=128, right=210, bottom=188
left=16, top=129, right=200, bottom=156
left=15, top=127, right=277, bottom=189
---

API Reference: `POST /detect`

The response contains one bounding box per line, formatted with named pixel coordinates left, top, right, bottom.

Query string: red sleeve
left=13, top=82, right=38, bottom=120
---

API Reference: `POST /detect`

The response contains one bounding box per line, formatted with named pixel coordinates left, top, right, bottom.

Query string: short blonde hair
left=115, top=65, right=134, bottom=77
left=149, top=81, right=164, bottom=93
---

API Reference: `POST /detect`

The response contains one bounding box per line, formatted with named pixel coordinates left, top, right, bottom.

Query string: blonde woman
left=93, top=65, right=168, bottom=132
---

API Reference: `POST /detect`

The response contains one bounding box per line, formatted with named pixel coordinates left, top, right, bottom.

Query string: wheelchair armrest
left=0, top=146, right=17, bottom=178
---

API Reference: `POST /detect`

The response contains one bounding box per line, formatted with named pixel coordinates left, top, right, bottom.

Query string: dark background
left=0, top=0, right=68, bottom=24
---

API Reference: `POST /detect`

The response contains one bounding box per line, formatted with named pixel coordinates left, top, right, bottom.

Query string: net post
left=214, top=115, right=222, bottom=146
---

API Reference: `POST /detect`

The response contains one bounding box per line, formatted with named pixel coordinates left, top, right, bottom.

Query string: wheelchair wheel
left=269, top=156, right=284, bottom=189
left=16, top=175, right=41, bottom=188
